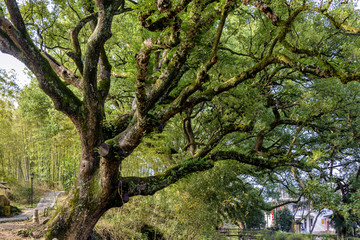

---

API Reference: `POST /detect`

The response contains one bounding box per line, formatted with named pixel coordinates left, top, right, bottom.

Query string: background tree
left=275, top=208, right=293, bottom=232
left=0, top=68, right=18, bottom=182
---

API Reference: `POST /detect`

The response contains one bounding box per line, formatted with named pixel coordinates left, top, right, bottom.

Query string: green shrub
left=10, top=205, right=20, bottom=214
left=275, top=232, right=288, bottom=240
left=9, top=185, right=32, bottom=203
left=287, top=233, right=308, bottom=240
left=262, top=231, right=314, bottom=240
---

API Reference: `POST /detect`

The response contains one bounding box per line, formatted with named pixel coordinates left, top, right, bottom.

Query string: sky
left=0, top=52, right=29, bottom=87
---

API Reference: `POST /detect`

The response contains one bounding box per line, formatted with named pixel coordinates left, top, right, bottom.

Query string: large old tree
left=1, top=0, right=360, bottom=239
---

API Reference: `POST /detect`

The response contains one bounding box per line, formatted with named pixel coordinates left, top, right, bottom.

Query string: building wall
left=264, top=204, right=335, bottom=234
left=293, top=208, right=335, bottom=234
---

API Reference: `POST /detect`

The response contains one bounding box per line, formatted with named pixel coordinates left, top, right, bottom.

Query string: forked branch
left=42, top=51, right=83, bottom=91
left=69, top=13, right=97, bottom=74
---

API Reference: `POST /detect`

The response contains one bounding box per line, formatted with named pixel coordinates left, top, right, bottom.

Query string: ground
left=0, top=217, right=47, bottom=239
left=0, top=192, right=65, bottom=239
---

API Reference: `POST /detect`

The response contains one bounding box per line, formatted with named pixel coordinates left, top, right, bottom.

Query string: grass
left=215, top=230, right=340, bottom=240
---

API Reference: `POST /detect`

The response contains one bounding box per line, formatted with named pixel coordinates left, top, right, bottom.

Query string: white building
left=264, top=190, right=335, bottom=234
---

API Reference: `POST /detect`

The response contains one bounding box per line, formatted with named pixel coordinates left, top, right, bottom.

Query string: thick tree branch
left=271, top=53, right=360, bottom=83
left=82, top=4, right=114, bottom=116
left=138, top=0, right=192, bottom=32
left=134, top=47, right=151, bottom=119
left=291, top=166, right=307, bottom=190
left=145, top=1, right=221, bottom=110
left=262, top=4, right=360, bottom=83
left=172, top=0, right=231, bottom=104
left=253, top=1, right=282, bottom=26
left=107, top=2, right=221, bottom=159
left=0, top=29, right=28, bottom=65
left=69, top=13, right=98, bottom=75
left=281, top=39, right=337, bottom=76
left=102, top=113, right=133, bottom=139
left=120, top=157, right=215, bottom=197
left=42, top=51, right=83, bottom=91
left=98, top=47, right=111, bottom=101
left=117, top=148, right=307, bottom=202
left=253, top=94, right=281, bottom=153
left=4, top=0, right=26, bottom=33
left=0, top=17, right=83, bottom=123
left=160, top=53, right=281, bottom=122
left=114, top=120, right=145, bottom=156
left=134, top=14, right=182, bottom=119
left=307, top=6, right=360, bottom=34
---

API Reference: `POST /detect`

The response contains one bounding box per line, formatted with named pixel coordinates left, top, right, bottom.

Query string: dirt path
left=0, top=191, right=63, bottom=223
left=0, top=221, right=42, bottom=239
left=0, top=192, right=64, bottom=239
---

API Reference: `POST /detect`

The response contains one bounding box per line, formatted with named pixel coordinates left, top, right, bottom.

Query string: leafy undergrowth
left=261, top=232, right=337, bottom=240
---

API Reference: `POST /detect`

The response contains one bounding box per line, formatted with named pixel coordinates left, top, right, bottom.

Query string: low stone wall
left=0, top=195, right=10, bottom=207
left=0, top=195, right=12, bottom=216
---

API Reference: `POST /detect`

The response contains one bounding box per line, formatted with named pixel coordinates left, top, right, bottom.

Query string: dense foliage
left=0, top=0, right=360, bottom=239
left=276, top=208, right=293, bottom=232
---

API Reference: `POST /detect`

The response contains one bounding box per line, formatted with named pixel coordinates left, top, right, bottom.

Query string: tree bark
left=337, top=228, right=346, bottom=240
left=46, top=187, right=119, bottom=239
left=46, top=145, right=124, bottom=239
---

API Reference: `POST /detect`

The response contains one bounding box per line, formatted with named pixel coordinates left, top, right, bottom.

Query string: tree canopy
left=1, top=0, right=360, bottom=239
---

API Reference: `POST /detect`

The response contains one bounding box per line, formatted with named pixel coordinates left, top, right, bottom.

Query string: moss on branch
left=120, top=157, right=215, bottom=197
